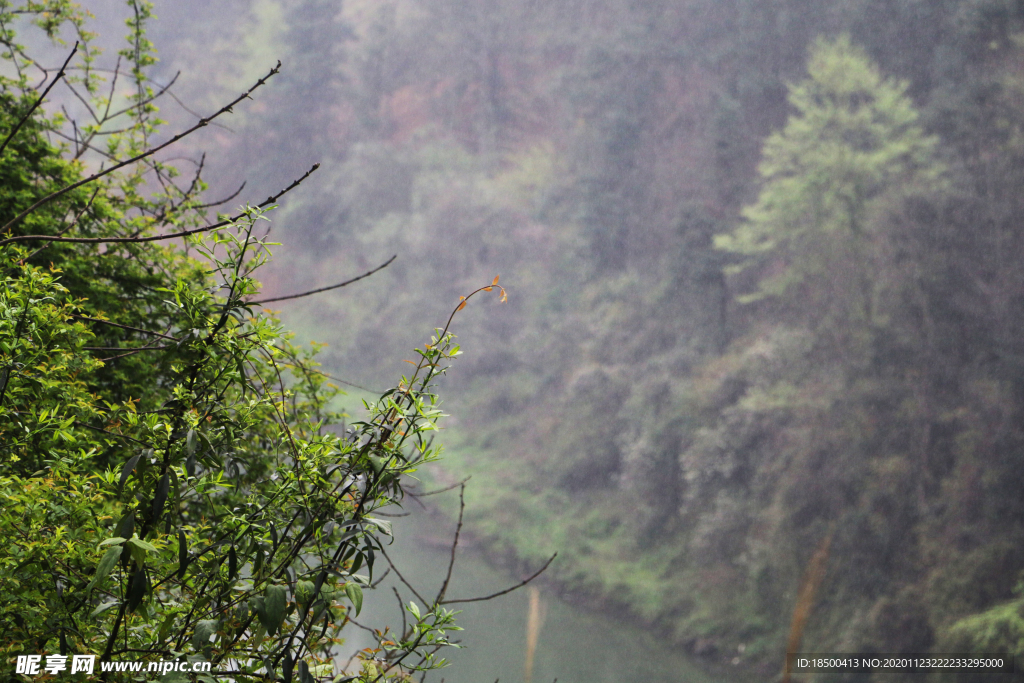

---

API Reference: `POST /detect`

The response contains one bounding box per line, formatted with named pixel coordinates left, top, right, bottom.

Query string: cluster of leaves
left=0, top=2, right=514, bottom=681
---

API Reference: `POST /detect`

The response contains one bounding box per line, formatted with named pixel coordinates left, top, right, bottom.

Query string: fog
left=12, top=0, right=1024, bottom=680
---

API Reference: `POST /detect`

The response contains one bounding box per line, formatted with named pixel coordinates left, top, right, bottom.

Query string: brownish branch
left=434, top=483, right=465, bottom=604
left=0, top=41, right=78, bottom=158
left=440, top=554, right=557, bottom=605
left=0, top=162, right=319, bottom=248
left=71, top=315, right=180, bottom=341
left=0, top=60, right=281, bottom=238
left=249, top=254, right=397, bottom=305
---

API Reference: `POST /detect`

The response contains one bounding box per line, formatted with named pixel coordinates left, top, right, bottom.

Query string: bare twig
left=20, top=187, right=100, bottom=262
left=95, top=345, right=174, bottom=362
left=249, top=255, right=397, bottom=305
left=393, top=586, right=408, bottom=637
left=76, top=421, right=155, bottom=449
left=378, top=544, right=430, bottom=608
left=0, top=60, right=282, bottom=238
left=434, top=484, right=465, bottom=604
left=71, top=315, right=180, bottom=342
left=0, top=162, right=319, bottom=248
left=440, top=554, right=557, bottom=605
left=407, top=477, right=472, bottom=498
left=61, top=78, right=99, bottom=126
left=102, top=70, right=181, bottom=121
left=312, top=370, right=385, bottom=395
left=0, top=41, right=78, bottom=158
left=84, top=345, right=172, bottom=352
left=193, top=181, right=246, bottom=210
left=370, top=566, right=392, bottom=589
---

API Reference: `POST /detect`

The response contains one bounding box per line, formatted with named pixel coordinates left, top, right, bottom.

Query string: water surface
left=339, top=511, right=743, bottom=683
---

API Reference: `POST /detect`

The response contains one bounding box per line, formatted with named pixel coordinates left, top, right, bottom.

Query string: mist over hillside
left=74, top=0, right=1024, bottom=677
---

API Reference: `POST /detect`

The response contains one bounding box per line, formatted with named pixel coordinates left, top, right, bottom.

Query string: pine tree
left=715, top=35, right=944, bottom=330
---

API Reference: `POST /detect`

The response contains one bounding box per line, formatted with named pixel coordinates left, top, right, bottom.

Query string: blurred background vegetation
left=28, top=0, right=1024, bottom=679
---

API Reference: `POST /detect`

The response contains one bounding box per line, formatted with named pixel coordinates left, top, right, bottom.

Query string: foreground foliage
left=0, top=2, right=492, bottom=680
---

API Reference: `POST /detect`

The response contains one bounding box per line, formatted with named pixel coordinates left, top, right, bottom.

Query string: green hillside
left=138, top=0, right=1024, bottom=677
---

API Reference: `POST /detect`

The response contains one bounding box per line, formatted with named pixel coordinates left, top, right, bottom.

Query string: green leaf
left=152, top=472, right=169, bottom=520
left=127, top=566, right=147, bottom=613
left=344, top=582, right=363, bottom=617
left=177, top=530, right=188, bottom=579
left=363, top=517, right=392, bottom=536
left=90, top=601, right=117, bottom=618
left=250, top=596, right=267, bottom=628
left=127, top=536, right=157, bottom=568
left=157, top=612, right=176, bottom=643
left=119, top=451, right=143, bottom=491
left=127, top=537, right=158, bottom=553
left=295, top=580, right=316, bottom=607
left=97, top=536, right=127, bottom=549
left=264, top=584, right=287, bottom=635
left=114, top=511, right=135, bottom=539
left=89, top=546, right=122, bottom=589
left=192, top=619, right=218, bottom=651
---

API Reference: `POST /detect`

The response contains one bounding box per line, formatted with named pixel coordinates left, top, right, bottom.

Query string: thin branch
left=61, top=78, right=99, bottom=126
left=95, top=345, right=173, bottom=362
left=102, top=70, right=181, bottom=121
left=0, top=60, right=282, bottom=238
left=316, top=371, right=385, bottom=395
left=407, top=477, right=472, bottom=498
left=434, top=484, right=465, bottom=604
left=378, top=544, right=430, bottom=608
left=394, top=586, right=409, bottom=637
left=0, top=41, right=78, bottom=158
left=36, top=62, right=203, bottom=130
left=193, top=181, right=246, bottom=210
left=440, top=554, right=557, bottom=605
left=84, top=345, right=172, bottom=352
left=75, top=421, right=155, bottom=448
left=0, top=162, right=319, bottom=247
left=370, top=566, right=392, bottom=589
left=163, top=87, right=235, bottom=133
left=20, top=187, right=100, bottom=262
left=250, top=255, right=397, bottom=305
left=71, top=315, right=180, bottom=341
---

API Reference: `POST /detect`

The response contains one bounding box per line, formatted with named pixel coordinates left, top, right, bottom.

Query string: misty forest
left=3, top=0, right=1024, bottom=681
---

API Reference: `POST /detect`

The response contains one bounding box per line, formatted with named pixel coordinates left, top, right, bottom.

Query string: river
left=337, top=509, right=745, bottom=683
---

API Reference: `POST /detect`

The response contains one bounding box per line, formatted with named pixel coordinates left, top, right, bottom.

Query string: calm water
left=337, top=510, right=742, bottom=683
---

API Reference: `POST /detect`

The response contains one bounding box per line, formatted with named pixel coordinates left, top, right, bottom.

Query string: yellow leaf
left=457, top=301, right=467, bottom=311
left=484, top=286, right=493, bottom=291
left=492, top=275, right=500, bottom=285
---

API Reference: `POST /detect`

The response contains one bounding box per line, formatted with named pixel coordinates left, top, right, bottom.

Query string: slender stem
left=250, top=255, right=396, bottom=304
left=0, top=162, right=318, bottom=248
left=0, top=61, right=281, bottom=238
left=440, top=554, right=557, bottom=605
left=0, top=42, right=78, bottom=159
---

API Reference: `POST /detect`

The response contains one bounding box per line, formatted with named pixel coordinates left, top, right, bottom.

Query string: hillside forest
left=9, top=0, right=1024, bottom=680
